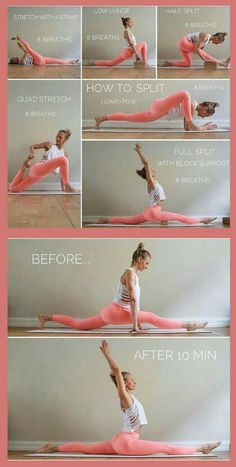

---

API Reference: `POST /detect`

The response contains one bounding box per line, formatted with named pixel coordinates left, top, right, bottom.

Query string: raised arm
left=29, top=141, right=52, bottom=156
left=134, top=143, right=156, bottom=189
left=99, top=340, right=132, bottom=408
left=195, top=33, right=210, bottom=60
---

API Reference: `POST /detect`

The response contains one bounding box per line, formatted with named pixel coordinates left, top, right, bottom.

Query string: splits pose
left=10, top=35, right=79, bottom=66
left=95, top=91, right=219, bottom=132
left=38, top=340, right=221, bottom=456
left=85, top=17, right=148, bottom=67
left=97, top=144, right=217, bottom=226
left=163, top=32, right=230, bottom=68
left=9, top=129, right=78, bottom=193
left=38, top=243, right=207, bottom=333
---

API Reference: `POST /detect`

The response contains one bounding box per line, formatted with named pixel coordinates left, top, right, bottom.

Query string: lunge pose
left=95, top=91, right=219, bottom=132
left=97, top=144, right=216, bottom=226
left=37, top=340, right=221, bottom=456
left=38, top=243, right=207, bottom=333
left=85, top=17, right=148, bottom=67
left=10, top=35, right=79, bottom=65
left=9, top=129, right=78, bottom=193
left=163, top=32, right=230, bottom=68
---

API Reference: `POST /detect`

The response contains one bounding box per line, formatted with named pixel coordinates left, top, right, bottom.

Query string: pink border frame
left=0, top=0, right=234, bottom=466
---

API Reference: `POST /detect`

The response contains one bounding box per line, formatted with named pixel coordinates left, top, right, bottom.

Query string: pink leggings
left=9, top=156, right=69, bottom=192
left=52, top=301, right=183, bottom=330
left=171, top=36, right=223, bottom=67
left=59, top=432, right=197, bottom=455
left=106, top=91, right=192, bottom=123
left=19, top=38, right=72, bottom=65
left=95, top=42, right=147, bottom=66
left=109, top=205, right=200, bottom=225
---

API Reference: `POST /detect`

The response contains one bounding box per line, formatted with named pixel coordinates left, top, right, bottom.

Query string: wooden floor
left=8, top=450, right=230, bottom=461
left=83, top=130, right=229, bottom=140
left=82, top=67, right=156, bottom=79
left=158, top=68, right=230, bottom=79
left=8, top=327, right=229, bottom=338
left=8, top=64, right=81, bottom=79
left=8, top=194, right=81, bottom=228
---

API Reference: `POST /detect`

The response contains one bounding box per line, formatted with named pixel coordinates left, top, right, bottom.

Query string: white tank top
left=149, top=181, right=166, bottom=206
left=167, top=100, right=198, bottom=120
left=121, top=395, right=148, bottom=433
left=124, top=29, right=137, bottom=49
left=113, top=268, right=140, bottom=311
left=41, top=144, right=64, bottom=175
left=187, top=32, right=211, bottom=47
left=23, top=54, right=33, bottom=66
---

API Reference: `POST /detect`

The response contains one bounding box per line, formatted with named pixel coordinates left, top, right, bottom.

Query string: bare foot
left=38, top=314, right=51, bottom=329
left=96, top=217, right=109, bottom=224
left=36, top=443, right=58, bottom=453
left=21, top=154, right=34, bottom=170
left=71, top=59, right=80, bottom=64
left=201, top=217, right=217, bottom=224
left=63, top=184, right=80, bottom=193
left=199, top=441, right=221, bottom=454
left=223, top=57, right=230, bottom=68
left=11, top=36, right=17, bottom=40
left=95, top=115, right=106, bottom=129
left=162, top=61, right=172, bottom=67
left=184, top=321, right=208, bottom=332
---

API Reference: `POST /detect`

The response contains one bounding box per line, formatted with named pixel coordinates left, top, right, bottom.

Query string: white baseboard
left=8, top=440, right=229, bottom=452
left=8, top=317, right=230, bottom=328
left=17, top=182, right=81, bottom=192
left=83, top=119, right=229, bottom=130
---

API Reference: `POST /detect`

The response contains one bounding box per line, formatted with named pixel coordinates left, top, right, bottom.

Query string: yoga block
left=134, top=61, right=146, bottom=69
left=204, top=61, right=217, bottom=69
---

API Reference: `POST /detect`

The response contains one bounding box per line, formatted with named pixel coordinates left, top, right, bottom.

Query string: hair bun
left=137, top=242, right=144, bottom=250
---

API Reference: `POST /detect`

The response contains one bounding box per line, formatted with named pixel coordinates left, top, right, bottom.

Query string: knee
left=181, top=90, right=191, bottom=100
left=58, top=155, right=69, bottom=165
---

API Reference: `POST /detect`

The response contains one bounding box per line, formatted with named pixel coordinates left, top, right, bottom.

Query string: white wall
left=8, top=338, right=230, bottom=447
left=82, top=80, right=230, bottom=128
left=158, top=6, right=230, bottom=62
left=82, top=6, right=156, bottom=64
left=82, top=141, right=230, bottom=217
left=8, top=7, right=81, bottom=60
left=8, top=80, right=81, bottom=188
left=8, top=239, right=229, bottom=326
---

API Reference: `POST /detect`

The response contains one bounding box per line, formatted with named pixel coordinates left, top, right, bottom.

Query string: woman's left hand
left=99, top=339, right=109, bottom=355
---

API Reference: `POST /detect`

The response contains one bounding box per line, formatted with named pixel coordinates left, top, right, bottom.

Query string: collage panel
left=82, top=6, right=157, bottom=79
left=82, top=79, right=230, bottom=140
left=82, top=141, right=229, bottom=228
left=157, top=6, right=230, bottom=79
left=8, top=337, right=230, bottom=459
left=8, top=80, right=81, bottom=228
left=8, top=238, right=229, bottom=337
left=8, top=6, right=81, bottom=79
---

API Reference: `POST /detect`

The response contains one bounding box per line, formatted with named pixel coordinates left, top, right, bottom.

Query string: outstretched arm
left=99, top=340, right=132, bottom=408
left=195, top=33, right=210, bottom=61
left=134, top=143, right=156, bottom=189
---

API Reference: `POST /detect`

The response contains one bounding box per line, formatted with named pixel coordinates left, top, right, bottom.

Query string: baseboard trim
left=8, top=440, right=229, bottom=452
left=8, top=317, right=230, bottom=328
left=8, top=182, right=81, bottom=192
left=83, top=119, right=229, bottom=130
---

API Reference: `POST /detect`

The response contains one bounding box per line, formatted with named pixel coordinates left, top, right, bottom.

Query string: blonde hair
left=132, top=242, right=151, bottom=263
left=110, top=371, right=130, bottom=387
left=59, top=128, right=72, bottom=141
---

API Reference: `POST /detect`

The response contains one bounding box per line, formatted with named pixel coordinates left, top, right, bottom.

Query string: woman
left=37, top=340, right=221, bottom=456
left=97, top=144, right=217, bottom=226
left=9, top=129, right=78, bottom=193
left=85, top=17, right=148, bottom=67
left=38, top=243, right=207, bottom=333
left=163, top=32, right=230, bottom=68
left=10, top=35, right=79, bottom=65
left=95, top=91, right=219, bottom=132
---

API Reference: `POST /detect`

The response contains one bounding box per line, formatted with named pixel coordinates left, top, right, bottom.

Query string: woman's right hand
left=134, top=143, right=142, bottom=153
left=129, top=327, right=149, bottom=334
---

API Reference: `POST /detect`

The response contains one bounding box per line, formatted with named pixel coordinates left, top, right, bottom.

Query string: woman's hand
left=129, top=326, right=149, bottom=334
left=200, top=122, right=218, bottom=130
left=99, top=339, right=110, bottom=355
left=133, top=143, right=142, bottom=154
